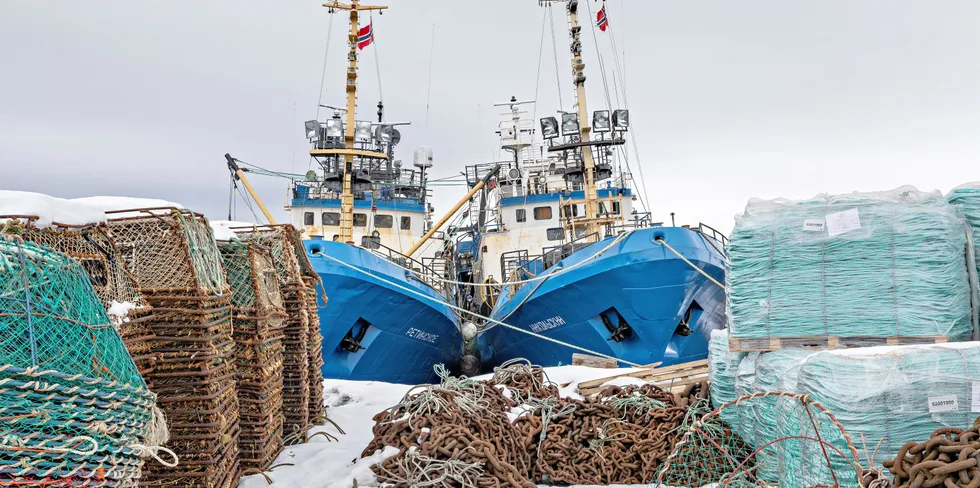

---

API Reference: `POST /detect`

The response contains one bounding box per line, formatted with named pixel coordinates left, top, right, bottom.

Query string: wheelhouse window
left=304, top=212, right=314, bottom=225
left=561, top=204, right=579, bottom=218
left=533, top=206, right=553, bottom=220
left=516, top=209, right=526, bottom=223
left=353, top=213, right=367, bottom=227
left=400, top=216, right=411, bottom=230
left=612, top=201, right=621, bottom=214
left=375, top=214, right=393, bottom=228
left=322, top=212, right=340, bottom=226
left=546, top=228, right=565, bottom=241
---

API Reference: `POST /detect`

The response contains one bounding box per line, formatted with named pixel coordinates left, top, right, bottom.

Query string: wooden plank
left=580, top=373, right=709, bottom=397
left=571, top=353, right=619, bottom=369
left=729, top=335, right=949, bottom=352
left=576, top=359, right=708, bottom=392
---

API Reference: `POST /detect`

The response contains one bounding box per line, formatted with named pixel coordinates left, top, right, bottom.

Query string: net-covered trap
left=105, top=208, right=241, bottom=488
left=218, top=239, right=287, bottom=472
left=0, top=237, right=169, bottom=487
left=727, top=186, right=975, bottom=349
left=656, top=392, right=864, bottom=488
left=234, top=225, right=324, bottom=441
left=0, top=218, right=156, bottom=382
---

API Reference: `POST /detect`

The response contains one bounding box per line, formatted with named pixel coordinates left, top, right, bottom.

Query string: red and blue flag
left=357, top=21, right=374, bottom=50
left=596, top=5, right=609, bottom=32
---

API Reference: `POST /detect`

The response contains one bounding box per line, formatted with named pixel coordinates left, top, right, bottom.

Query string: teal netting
left=708, top=329, right=746, bottom=434
left=793, top=343, right=980, bottom=474
left=947, top=182, right=980, bottom=278
left=0, top=237, right=160, bottom=486
left=728, top=186, right=974, bottom=341
left=750, top=349, right=814, bottom=482
left=731, top=352, right=759, bottom=446
left=0, top=238, right=144, bottom=387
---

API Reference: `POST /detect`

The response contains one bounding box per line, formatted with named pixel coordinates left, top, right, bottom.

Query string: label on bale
left=928, top=395, right=959, bottom=413
left=803, top=219, right=826, bottom=232
left=972, top=383, right=980, bottom=412
left=825, top=208, right=861, bottom=237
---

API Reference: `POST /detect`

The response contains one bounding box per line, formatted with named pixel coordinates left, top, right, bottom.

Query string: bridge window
left=516, top=209, right=526, bottom=223
left=546, top=228, right=565, bottom=241
left=322, top=212, right=340, bottom=226
left=375, top=214, right=393, bottom=228
left=400, top=216, right=411, bottom=230
left=304, top=212, right=314, bottom=226
left=561, top=204, right=579, bottom=218
left=534, top=206, right=552, bottom=220
left=353, top=213, right=367, bottom=227
left=613, top=201, right=621, bottom=214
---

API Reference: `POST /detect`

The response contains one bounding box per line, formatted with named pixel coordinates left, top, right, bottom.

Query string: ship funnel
left=413, top=146, right=434, bottom=169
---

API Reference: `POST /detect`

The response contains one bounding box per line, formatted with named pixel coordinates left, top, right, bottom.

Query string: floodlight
left=561, top=113, right=580, bottom=136
left=375, top=124, right=394, bottom=144
left=304, top=120, right=320, bottom=141
left=540, top=117, right=559, bottom=139
left=325, top=118, right=344, bottom=138
left=612, top=109, right=630, bottom=131
left=592, top=110, right=611, bottom=133
left=507, top=168, right=521, bottom=180
left=354, top=121, right=373, bottom=142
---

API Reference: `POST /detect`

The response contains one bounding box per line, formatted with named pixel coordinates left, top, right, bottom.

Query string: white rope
left=315, top=252, right=644, bottom=367
left=131, top=443, right=180, bottom=468
left=655, top=238, right=726, bottom=290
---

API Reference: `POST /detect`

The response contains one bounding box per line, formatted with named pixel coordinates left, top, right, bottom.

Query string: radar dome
left=413, top=146, right=434, bottom=169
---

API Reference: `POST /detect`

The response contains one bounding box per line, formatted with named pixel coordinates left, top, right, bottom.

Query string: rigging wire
left=315, top=13, right=336, bottom=121
left=372, top=12, right=384, bottom=114
left=547, top=4, right=564, bottom=110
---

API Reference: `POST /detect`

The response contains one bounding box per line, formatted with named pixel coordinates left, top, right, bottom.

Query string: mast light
left=305, top=120, right=321, bottom=142
left=592, top=110, right=611, bottom=133
left=540, top=117, right=559, bottom=140
left=561, top=112, right=580, bottom=136
left=354, top=121, right=373, bottom=142
left=612, top=109, right=630, bottom=131
left=325, top=118, right=344, bottom=139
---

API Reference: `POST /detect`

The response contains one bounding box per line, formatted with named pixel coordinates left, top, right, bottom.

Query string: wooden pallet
left=728, top=335, right=949, bottom=352
left=577, top=359, right=709, bottom=397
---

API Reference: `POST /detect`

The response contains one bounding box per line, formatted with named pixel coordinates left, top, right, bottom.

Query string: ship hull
left=478, top=227, right=726, bottom=368
left=304, top=239, right=461, bottom=384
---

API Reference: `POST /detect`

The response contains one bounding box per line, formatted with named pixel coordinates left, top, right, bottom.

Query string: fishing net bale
left=793, top=343, right=980, bottom=480
left=0, top=218, right=157, bottom=381
left=657, top=392, right=862, bottom=488
left=947, top=182, right=980, bottom=281
left=731, top=352, right=759, bottom=446
left=218, top=239, right=287, bottom=471
left=727, top=185, right=974, bottom=346
left=103, top=209, right=242, bottom=488
left=708, top=329, right=745, bottom=420
left=0, top=237, right=167, bottom=487
left=750, top=349, right=814, bottom=482
left=233, top=225, right=315, bottom=441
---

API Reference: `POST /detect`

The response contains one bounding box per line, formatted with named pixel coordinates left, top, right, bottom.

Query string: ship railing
left=465, top=162, right=514, bottom=187
left=366, top=240, right=446, bottom=291
left=500, top=250, right=534, bottom=284
left=693, top=222, right=730, bottom=247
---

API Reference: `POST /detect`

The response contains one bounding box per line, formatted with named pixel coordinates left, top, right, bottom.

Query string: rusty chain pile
left=883, top=417, right=980, bottom=488
left=362, top=361, right=712, bottom=487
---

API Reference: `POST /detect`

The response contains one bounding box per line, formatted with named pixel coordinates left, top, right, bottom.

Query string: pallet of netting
left=728, top=334, right=950, bottom=352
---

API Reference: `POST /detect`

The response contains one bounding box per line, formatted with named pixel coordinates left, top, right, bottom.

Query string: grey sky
left=2, top=1, right=978, bottom=235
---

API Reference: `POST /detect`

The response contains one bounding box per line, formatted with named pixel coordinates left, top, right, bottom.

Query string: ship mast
left=563, top=0, right=601, bottom=241
left=318, top=0, right=388, bottom=244
left=539, top=0, right=627, bottom=243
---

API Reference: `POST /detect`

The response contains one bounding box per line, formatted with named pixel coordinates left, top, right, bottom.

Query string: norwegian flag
left=357, top=21, right=374, bottom=50
left=596, top=4, right=609, bottom=32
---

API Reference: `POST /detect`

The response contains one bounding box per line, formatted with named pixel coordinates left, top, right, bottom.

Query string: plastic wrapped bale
left=709, top=328, right=745, bottom=431
left=947, top=182, right=980, bottom=277
left=750, top=350, right=814, bottom=482
left=218, top=239, right=288, bottom=471
left=0, top=237, right=167, bottom=487
left=727, top=186, right=974, bottom=348
left=792, top=343, right=980, bottom=479
left=731, top=352, right=759, bottom=445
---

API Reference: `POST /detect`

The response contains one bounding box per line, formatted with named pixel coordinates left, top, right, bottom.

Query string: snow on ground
left=0, top=190, right=108, bottom=227
left=238, top=366, right=653, bottom=488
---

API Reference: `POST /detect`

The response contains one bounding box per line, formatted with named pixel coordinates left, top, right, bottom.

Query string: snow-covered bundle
left=728, top=185, right=975, bottom=344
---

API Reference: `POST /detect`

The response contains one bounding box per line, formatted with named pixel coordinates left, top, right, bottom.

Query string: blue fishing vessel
left=288, top=0, right=460, bottom=383
left=458, top=0, right=728, bottom=369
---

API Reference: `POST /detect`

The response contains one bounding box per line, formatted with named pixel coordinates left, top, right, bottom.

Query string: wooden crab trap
left=102, top=207, right=242, bottom=488
left=231, top=224, right=327, bottom=442
left=0, top=216, right=157, bottom=382
left=218, top=238, right=288, bottom=471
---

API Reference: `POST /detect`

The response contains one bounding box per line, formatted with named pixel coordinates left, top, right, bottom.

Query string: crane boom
left=225, top=153, right=278, bottom=225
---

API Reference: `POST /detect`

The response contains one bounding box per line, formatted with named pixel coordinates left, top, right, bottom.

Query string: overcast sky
left=2, top=1, right=978, bottom=235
